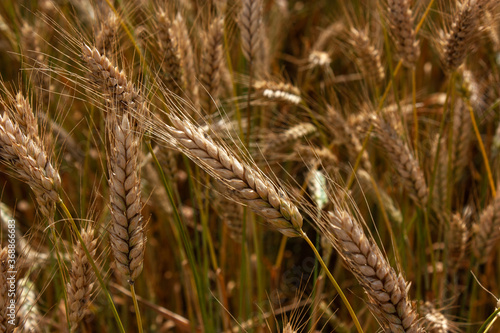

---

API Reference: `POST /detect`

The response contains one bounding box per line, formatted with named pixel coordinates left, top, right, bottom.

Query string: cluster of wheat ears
left=0, top=0, right=500, bottom=332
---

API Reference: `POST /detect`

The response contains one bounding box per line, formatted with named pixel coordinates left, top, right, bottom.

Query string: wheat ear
left=150, top=114, right=303, bottom=237
left=239, top=0, right=262, bottom=63
left=349, top=27, right=385, bottom=84
left=324, top=209, right=422, bottom=332
left=17, top=277, right=42, bottom=332
left=472, top=191, right=500, bottom=262
left=67, top=226, right=98, bottom=330
left=440, top=0, right=486, bottom=72
left=95, top=12, right=119, bottom=57
left=82, top=45, right=143, bottom=117
left=157, top=10, right=183, bottom=96
left=200, top=17, right=225, bottom=114
left=108, top=114, right=145, bottom=282
left=172, top=13, right=199, bottom=109
left=374, top=118, right=428, bottom=207
left=386, top=0, right=420, bottom=67
left=0, top=110, right=60, bottom=218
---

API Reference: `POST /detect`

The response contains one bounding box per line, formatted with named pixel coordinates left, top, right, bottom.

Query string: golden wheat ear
left=322, top=209, right=423, bottom=332
left=67, top=225, right=98, bottom=330
left=107, top=113, right=145, bottom=283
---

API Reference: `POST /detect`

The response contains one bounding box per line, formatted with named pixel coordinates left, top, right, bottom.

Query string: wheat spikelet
left=108, top=114, right=145, bottom=282
left=420, top=302, right=461, bottom=333
left=12, top=92, right=40, bottom=145
left=349, top=27, right=385, bottom=84
left=172, top=13, right=199, bottom=109
left=239, top=0, right=262, bottom=63
left=386, top=0, right=420, bottom=67
left=149, top=114, right=303, bottom=237
left=308, top=50, right=331, bottom=68
left=82, top=45, right=143, bottom=117
left=67, top=226, right=98, bottom=330
left=253, top=80, right=301, bottom=105
left=327, top=107, right=372, bottom=174
left=0, top=110, right=60, bottom=218
left=269, top=123, right=316, bottom=150
left=95, top=12, right=119, bottom=57
left=431, top=135, right=449, bottom=213
left=374, top=117, right=428, bottom=206
left=17, top=277, right=42, bottom=332
left=323, top=209, right=422, bottom=332
left=440, top=0, right=486, bottom=72
left=472, top=191, right=500, bottom=262
left=157, top=10, right=183, bottom=96
left=200, top=17, right=225, bottom=114
left=447, top=212, right=469, bottom=270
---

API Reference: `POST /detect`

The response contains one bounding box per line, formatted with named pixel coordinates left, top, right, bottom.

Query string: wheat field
left=0, top=0, right=499, bottom=332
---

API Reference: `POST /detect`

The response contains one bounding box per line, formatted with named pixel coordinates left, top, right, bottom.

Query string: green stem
left=301, top=231, right=364, bottom=333
left=130, top=284, right=144, bottom=333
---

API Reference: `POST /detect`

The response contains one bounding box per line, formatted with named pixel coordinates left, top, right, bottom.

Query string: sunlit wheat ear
left=172, top=13, right=199, bottom=109
left=239, top=0, right=262, bottom=64
left=67, top=225, right=98, bottom=330
left=17, top=277, right=42, bottom=331
left=82, top=45, right=143, bottom=117
left=147, top=114, right=303, bottom=237
left=472, top=190, right=500, bottom=262
left=323, top=209, right=423, bottom=332
left=265, top=123, right=316, bottom=152
left=157, top=10, right=183, bottom=96
left=385, top=0, right=420, bottom=67
left=252, top=80, right=301, bottom=105
left=374, top=117, right=428, bottom=207
left=440, top=0, right=487, bottom=73
left=95, top=12, right=119, bottom=57
left=420, top=302, right=461, bottom=333
left=0, top=247, right=8, bottom=331
left=0, top=106, right=60, bottom=218
left=348, top=27, right=385, bottom=84
left=200, top=17, right=225, bottom=115
left=108, top=113, right=145, bottom=282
